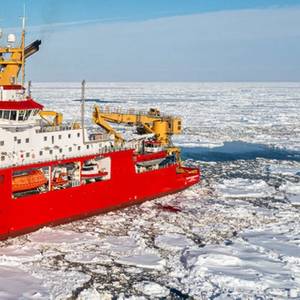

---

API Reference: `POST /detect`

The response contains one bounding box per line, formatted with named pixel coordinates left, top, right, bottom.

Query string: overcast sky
left=1, top=1, right=300, bottom=81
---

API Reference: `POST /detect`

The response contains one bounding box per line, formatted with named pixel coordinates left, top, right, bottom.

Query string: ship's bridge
left=0, top=85, right=43, bottom=125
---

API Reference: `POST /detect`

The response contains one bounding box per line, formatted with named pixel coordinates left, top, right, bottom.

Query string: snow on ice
left=0, top=82, right=299, bottom=299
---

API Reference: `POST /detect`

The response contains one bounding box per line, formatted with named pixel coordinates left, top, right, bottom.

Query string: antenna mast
left=21, top=3, right=26, bottom=85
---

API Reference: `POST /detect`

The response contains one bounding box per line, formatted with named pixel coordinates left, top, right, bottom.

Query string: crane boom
left=39, top=111, right=63, bottom=127
left=93, top=106, right=125, bottom=143
left=92, top=106, right=182, bottom=147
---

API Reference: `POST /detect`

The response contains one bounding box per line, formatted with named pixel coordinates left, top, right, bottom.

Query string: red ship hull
left=0, top=149, right=200, bottom=240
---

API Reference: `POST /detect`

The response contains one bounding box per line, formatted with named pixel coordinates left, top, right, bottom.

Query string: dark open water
left=182, top=141, right=300, bottom=162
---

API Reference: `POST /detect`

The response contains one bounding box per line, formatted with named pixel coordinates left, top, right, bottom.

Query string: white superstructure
left=0, top=86, right=115, bottom=168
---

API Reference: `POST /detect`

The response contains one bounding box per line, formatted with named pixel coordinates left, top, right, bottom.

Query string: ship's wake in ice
left=0, top=82, right=300, bottom=299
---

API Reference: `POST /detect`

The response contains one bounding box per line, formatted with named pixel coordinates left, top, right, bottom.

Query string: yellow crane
left=39, top=111, right=63, bottom=127
left=92, top=105, right=182, bottom=156
left=0, top=29, right=41, bottom=85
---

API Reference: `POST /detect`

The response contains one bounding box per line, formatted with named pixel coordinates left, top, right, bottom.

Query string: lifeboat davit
left=12, top=170, right=48, bottom=193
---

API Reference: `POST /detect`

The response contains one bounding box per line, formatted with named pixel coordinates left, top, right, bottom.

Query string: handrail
left=100, top=106, right=179, bottom=119
left=36, top=125, right=73, bottom=133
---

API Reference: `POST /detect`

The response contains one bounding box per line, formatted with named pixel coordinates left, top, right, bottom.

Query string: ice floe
left=134, top=282, right=170, bottom=297
left=29, top=227, right=96, bottom=244
left=116, top=254, right=165, bottom=270
left=215, top=178, right=275, bottom=198
left=155, top=234, right=194, bottom=251
left=0, top=266, right=48, bottom=299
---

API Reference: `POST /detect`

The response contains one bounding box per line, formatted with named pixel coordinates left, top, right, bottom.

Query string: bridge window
left=3, top=111, right=10, bottom=120
left=0, top=141, right=4, bottom=146
left=10, top=111, right=17, bottom=121
left=18, top=110, right=25, bottom=121
left=0, top=110, right=20, bottom=121
left=24, top=110, right=32, bottom=120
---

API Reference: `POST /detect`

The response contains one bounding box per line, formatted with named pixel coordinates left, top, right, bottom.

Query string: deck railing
left=99, top=106, right=177, bottom=119
left=36, top=124, right=76, bottom=133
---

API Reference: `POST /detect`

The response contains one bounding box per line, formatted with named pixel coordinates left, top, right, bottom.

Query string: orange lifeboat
left=12, top=170, right=48, bottom=193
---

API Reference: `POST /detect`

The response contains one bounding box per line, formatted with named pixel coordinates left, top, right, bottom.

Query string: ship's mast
left=21, top=5, right=26, bottom=85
